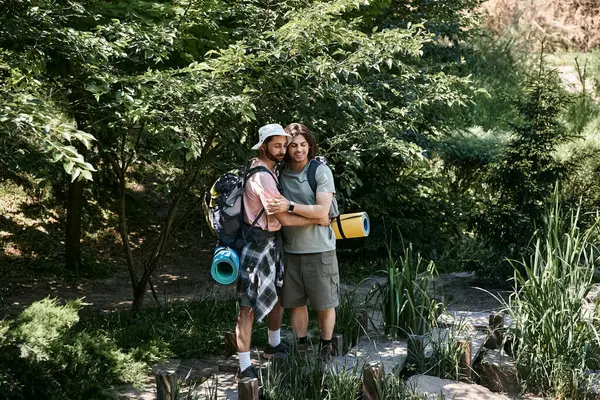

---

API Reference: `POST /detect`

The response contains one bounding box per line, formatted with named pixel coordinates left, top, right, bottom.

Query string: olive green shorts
left=281, top=250, right=340, bottom=311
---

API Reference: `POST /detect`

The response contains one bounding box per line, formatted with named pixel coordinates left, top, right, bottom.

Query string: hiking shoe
left=238, top=365, right=259, bottom=380
left=262, top=339, right=290, bottom=359
left=320, top=343, right=335, bottom=362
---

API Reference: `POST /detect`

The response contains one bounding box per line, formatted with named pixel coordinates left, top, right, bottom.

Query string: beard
left=266, top=150, right=285, bottom=163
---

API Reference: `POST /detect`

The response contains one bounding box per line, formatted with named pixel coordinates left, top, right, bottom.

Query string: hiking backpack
left=306, top=156, right=340, bottom=220
left=203, top=165, right=273, bottom=252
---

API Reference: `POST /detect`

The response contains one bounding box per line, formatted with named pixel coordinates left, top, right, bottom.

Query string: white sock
left=268, top=329, right=281, bottom=347
left=238, top=351, right=251, bottom=371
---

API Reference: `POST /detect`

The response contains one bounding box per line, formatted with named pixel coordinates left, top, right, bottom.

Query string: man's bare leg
left=236, top=306, right=254, bottom=372
left=317, top=308, right=335, bottom=340
left=267, top=298, right=284, bottom=331
left=267, top=298, right=284, bottom=349
left=290, top=305, right=309, bottom=338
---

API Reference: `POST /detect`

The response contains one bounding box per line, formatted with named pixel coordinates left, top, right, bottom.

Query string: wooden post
left=358, top=309, right=369, bottom=335
left=362, top=361, right=383, bottom=400
left=224, top=331, right=237, bottom=357
left=152, top=360, right=180, bottom=400
left=487, top=312, right=505, bottom=350
left=457, top=340, right=472, bottom=381
left=271, top=352, right=288, bottom=377
left=238, top=377, right=259, bottom=400
left=407, top=334, right=425, bottom=366
left=332, top=333, right=343, bottom=356
left=434, top=295, right=445, bottom=318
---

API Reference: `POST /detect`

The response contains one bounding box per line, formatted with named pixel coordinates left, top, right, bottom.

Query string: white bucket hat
left=251, top=124, right=292, bottom=150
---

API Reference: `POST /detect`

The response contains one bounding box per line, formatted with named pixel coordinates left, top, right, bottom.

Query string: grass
left=335, top=288, right=368, bottom=354
left=500, top=194, right=600, bottom=398
left=80, top=296, right=242, bottom=363
left=261, top=348, right=433, bottom=400
left=370, top=243, right=438, bottom=338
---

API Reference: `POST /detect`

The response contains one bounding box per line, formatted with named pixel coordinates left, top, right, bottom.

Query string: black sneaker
left=318, top=343, right=335, bottom=371
left=238, top=365, right=259, bottom=380
left=262, top=339, right=290, bottom=359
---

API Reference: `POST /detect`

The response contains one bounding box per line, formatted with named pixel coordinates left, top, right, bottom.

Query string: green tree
left=2, top=0, right=484, bottom=310
left=478, top=52, right=574, bottom=255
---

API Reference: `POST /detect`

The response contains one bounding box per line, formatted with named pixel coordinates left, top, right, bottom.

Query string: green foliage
left=81, top=297, right=240, bottom=361
left=558, top=115, right=600, bottom=221
left=261, top=350, right=428, bottom=400
left=371, top=243, right=438, bottom=337
left=562, top=57, right=600, bottom=137
left=418, top=324, right=471, bottom=381
left=335, top=289, right=367, bottom=354
left=0, top=298, right=144, bottom=399
left=504, top=195, right=600, bottom=398
left=453, top=33, right=532, bottom=131
left=469, top=53, right=575, bottom=279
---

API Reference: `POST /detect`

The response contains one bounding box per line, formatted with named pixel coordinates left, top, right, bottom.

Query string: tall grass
left=504, top=195, right=600, bottom=398
left=371, top=243, right=438, bottom=338
left=261, top=349, right=430, bottom=400
left=335, top=289, right=367, bottom=354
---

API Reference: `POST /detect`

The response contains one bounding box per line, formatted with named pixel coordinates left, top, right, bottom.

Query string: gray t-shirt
left=281, top=162, right=336, bottom=254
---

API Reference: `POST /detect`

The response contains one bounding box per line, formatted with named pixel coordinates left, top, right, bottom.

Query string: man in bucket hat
left=235, top=123, right=329, bottom=379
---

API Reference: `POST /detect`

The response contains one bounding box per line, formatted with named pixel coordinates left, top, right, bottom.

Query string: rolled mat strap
left=331, top=212, right=370, bottom=240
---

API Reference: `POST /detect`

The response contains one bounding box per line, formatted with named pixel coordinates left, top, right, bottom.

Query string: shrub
left=0, top=298, right=145, bottom=399
left=81, top=296, right=241, bottom=362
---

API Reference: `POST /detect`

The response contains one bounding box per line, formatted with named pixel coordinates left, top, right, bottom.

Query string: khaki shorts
left=281, top=250, right=339, bottom=311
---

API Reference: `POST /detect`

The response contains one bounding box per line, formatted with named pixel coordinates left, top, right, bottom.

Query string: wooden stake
left=152, top=360, right=180, bottom=400
left=362, top=361, right=384, bottom=400
left=457, top=340, right=472, bottom=381
left=332, top=333, right=343, bottom=356
left=238, top=377, right=259, bottom=400
left=487, top=312, right=505, bottom=350
left=407, top=334, right=425, bottom=365
left=224, top=331, right=237, bottom=357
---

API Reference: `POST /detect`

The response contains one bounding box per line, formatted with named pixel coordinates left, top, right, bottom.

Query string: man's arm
left=267, top=192, right=332, bottom=219
left=272, top=211, right=329, bottom=227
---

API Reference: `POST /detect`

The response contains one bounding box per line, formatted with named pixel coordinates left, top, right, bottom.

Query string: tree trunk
left=65, top=178, right=85, bottom=272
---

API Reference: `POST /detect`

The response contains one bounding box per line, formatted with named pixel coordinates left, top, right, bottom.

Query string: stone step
left=407, top=374, right=512, bottom=400
left=195, top=372, right=238, bottom=400
left=437, top=310, right=513, bottom=331
left=331, top=327, right=488, bottom=376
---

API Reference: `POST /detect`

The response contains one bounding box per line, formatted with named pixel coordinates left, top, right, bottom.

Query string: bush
left=0, top=298, right=145, bottom=399
left=81, top=296, right=241, bottom=362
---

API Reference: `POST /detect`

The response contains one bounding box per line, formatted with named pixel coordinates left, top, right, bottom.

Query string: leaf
left=71, top=168, right=81, bottom=182
left=63, top=161, right=75, bottom=174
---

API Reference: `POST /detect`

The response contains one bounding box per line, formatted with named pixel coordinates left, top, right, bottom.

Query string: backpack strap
left=244, top=165, right=278, bottom=230
left=306, top=159, right=321, bottom=194
left=335, top=215, right=347, bottom=239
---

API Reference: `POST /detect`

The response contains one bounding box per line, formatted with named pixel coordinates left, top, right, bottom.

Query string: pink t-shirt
left=243, top=158, right=281, bottom=232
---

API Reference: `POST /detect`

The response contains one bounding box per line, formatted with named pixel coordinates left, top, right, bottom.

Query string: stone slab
left=218, top=352, right=263, bottom=373
left=195, top=372, right=238, bottom=400
left=427, top=327, right=488, bottom=366
left=330, top=335, right=408, bottom=375
left=437, top=311, right=513, bottom=332
left=329, top=326, right=487, bottom=376
left=407, top=374, right=511, bottom=400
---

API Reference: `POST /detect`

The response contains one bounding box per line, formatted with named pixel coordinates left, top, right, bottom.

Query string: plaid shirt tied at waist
left=236, top=232, right=284, bottom=323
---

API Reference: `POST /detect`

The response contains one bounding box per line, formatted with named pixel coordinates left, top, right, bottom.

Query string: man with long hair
left=265, top=123, right=339, bottom=362
left=235, top=124, right=329, bottom=379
